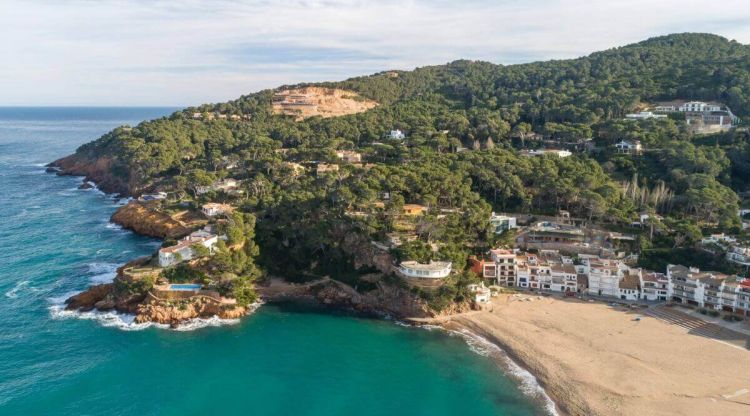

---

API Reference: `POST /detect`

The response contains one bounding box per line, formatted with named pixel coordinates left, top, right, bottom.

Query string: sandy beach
left=426, top=294, right=750, bottom=416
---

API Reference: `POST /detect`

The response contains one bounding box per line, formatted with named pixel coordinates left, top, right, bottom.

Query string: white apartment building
left=582, top=257, right=627, bottom=297
left=640, top=272, right=669, bottom=301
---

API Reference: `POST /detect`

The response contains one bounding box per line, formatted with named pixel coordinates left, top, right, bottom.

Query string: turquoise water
left=0, top=107, right=550, bottom=415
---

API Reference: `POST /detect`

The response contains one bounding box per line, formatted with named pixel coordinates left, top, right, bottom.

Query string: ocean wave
left=444, top=327, right=558, bottom=416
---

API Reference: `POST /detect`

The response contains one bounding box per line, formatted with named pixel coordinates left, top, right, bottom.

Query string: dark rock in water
left=78, top=182, right=94, bottom=190
left=45, top=166, right=60, bottom=173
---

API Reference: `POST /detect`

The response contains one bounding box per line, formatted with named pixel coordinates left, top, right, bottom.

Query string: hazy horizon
left=3, top=0, right=750, bottom=107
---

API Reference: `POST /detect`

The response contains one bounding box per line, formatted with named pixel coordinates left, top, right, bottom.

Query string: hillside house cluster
left=191, top=112, right=249, bottom=121
left=515, top=221, right=632, bottom=257
left=654, top=100, right=738, bottom=132
left=701, top=233, right=750, bottom=267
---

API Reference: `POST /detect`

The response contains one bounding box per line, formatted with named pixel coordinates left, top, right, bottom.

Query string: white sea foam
left=104, top=222, right=124, bottom=231
left=445, top=327, right=558, bottom=416
left=5, top=281, right=30, bottom=299
left=49, top=304, right=166, bottom=331
left=48, top=291, right=261, bottom=332
left=85, top=262, right=119, bottom=284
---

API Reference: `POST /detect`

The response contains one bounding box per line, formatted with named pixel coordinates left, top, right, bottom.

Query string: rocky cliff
left=258, top=278, right=474, bottom=320
left=49, top=153, right=134, bottom=196
left=110, top=201, right=191, bottom=239
left=65, top=277, right=248, bottom=328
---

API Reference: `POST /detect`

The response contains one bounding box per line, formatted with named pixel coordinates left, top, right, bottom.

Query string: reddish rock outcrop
left=110, top=201, right=191, bottom=239
left=50, top=154, right=134, bottom=196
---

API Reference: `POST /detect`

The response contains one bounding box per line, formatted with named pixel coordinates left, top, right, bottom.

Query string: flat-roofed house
left=202, top=203, right=234, bottom=217
left=489, top=213, right=517, bottom=233
left=401, top=204, right=427, bottom=216
left=335, top=150, right=362, bottom=163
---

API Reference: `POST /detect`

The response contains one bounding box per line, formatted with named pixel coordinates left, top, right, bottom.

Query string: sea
left=0, top=107, right=553, bottom=415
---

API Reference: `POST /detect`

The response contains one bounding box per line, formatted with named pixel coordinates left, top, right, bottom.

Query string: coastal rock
left=65, top=283, right=113, bottom=310
left=260, top=277, right=470, bottom=320
left=49, top=154, right=134, bottom=195
left=78, top=181, right=94, bottom=190
left=133, top=295, right=247, bottom=324
left=110, top=201, right=191, bottom=239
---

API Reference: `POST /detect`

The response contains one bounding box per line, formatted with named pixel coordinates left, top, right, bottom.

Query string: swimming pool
left=168, top=284, right=202, bottom=291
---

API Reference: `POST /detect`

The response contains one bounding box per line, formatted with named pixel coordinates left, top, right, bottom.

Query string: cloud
left=1, top=0, right=749, bottom=105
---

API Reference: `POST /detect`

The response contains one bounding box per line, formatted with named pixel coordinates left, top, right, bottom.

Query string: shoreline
left=437, top=319, right=568, bottom=415
left=422, top=294, right=750, bottom=416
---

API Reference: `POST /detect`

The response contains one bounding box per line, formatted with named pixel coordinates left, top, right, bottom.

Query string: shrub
left=707, top=309, right=720, bottom=317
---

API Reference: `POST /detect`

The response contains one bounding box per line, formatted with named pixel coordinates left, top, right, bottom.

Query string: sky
left=2, top=0, right=750, bottom=106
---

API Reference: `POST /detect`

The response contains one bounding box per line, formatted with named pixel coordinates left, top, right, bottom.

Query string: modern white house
left=489, top=213, right=517, bottom=233
left=158, top=229, right=219, bottom=267
left=522, top=149, right=572, bottom=158
left=397, top=261, right=452, bottom=288
left=624, top=111, right=667, bottom=120
left=202, top=203, right=234, bottom=217
left=386, top=129, right=406, bottom=140
left=727, top=246, right=750, bottom=267
left=615, top=140, right=643, bottom=154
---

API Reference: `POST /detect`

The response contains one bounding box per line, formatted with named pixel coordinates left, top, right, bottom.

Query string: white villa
left=158, top=229, right=219, bottom=267
left=202, top=203, right=234, bottom=217
left=615, top=140, right=643, bottom=154
left=386, top=129, right=406, bottom=140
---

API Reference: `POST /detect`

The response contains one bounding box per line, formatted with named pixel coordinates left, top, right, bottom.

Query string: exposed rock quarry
left=272, top=87, right=378, bottom=120
left=110, top=201, right=192, bottom=239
